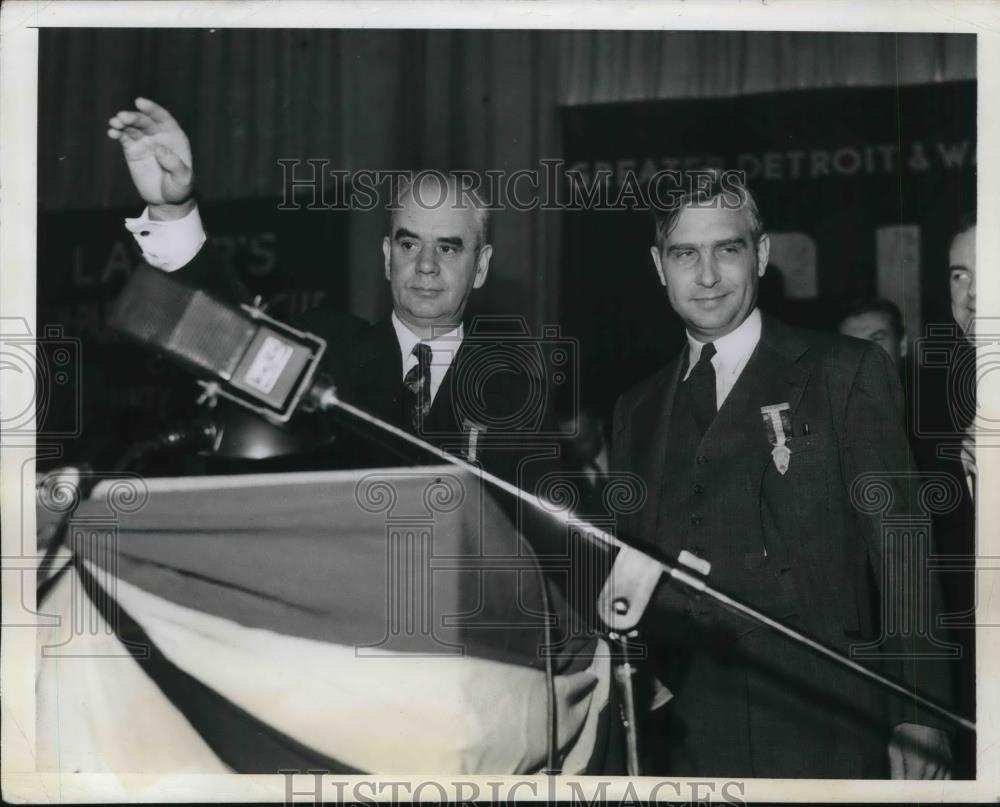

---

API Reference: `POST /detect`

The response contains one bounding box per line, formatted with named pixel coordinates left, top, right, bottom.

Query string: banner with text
left=35, top=201, right=348, bottom=469
left=559, top=81, right=975, bottom=407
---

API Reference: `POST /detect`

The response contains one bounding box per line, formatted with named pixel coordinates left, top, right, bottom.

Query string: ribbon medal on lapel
left=462, top=419, right=486, bottom=463
left=760, top=403, right=792, bottom=475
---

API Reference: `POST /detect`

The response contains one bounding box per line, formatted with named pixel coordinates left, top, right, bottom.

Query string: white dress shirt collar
left=391, top=312, right=464, bottom=404
left=683, top=308, right=763, bottom=408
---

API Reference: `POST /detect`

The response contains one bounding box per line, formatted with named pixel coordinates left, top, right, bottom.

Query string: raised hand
left=107, top=97, right=195, bottom=219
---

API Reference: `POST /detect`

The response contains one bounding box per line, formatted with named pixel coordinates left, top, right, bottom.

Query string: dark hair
left=839, top=297, right=904, bottom=340
left=955, top=210, right=976, bottom=237
left=652, top=168, right=764, bottom=251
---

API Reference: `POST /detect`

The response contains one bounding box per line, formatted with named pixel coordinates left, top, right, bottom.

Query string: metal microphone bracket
left=595, top=543, right=659, bottom=776
left=191, top=305, right=327, bottom=425
left=597, top=545, right=669, bottom=634
left=196, top=380, right=221, bottom=407
left=595, top=546, right=714, bottom=776
left=596, top=544, right=714, bottom=775
left=596, top=544, right=661, bottom=777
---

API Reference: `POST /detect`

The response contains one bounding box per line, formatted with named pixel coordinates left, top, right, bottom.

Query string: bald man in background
left=909, top=213, right=978, bottom=778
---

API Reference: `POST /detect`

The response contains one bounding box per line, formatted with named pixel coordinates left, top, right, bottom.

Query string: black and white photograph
left=1, top=1, right=997, bottom=802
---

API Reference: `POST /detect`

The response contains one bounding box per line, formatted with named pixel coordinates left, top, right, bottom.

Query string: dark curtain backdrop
left=40, top=30, right=975, bottom=325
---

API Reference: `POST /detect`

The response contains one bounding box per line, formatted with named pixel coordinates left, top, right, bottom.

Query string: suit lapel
left=354, top=318, right=405, bottom=423
left=425, top=339, right=464, bottom=436
left=703, top=315, right=812, bottom=490
left=635, top=351, right=685, bottom=542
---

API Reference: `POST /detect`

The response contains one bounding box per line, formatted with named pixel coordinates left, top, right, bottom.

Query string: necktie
left=686, top=342, right=717, bottom=435
left=403, top=342, right=432, bottom=434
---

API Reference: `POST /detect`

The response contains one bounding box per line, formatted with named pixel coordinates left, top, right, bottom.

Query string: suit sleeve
left=131, top=217, right=367, bottom=408
left=611, top=390, right=699, bottom=644
left=167, top=241, right=251, bottom=304
left=123, top=204, right=249, bottom=303
left=839, top=343, right=955, bottom=728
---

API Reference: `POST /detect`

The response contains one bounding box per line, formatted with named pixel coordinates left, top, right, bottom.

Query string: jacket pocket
left=787, top=436, right=832, bottom=520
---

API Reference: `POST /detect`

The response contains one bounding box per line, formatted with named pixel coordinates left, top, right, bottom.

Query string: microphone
left=109, top=266, right=330, bottom=423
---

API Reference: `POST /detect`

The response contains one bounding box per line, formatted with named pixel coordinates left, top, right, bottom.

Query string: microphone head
left=109, top=265, right=256, bottom=379
left=109, top=266, right=327, bottom=423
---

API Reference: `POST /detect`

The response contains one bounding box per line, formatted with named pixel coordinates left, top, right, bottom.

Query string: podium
left=36, top=466, right=611, bottom=774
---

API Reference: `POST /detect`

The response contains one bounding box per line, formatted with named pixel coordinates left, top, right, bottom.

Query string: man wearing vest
left=610, top=172, right=955, bottom=778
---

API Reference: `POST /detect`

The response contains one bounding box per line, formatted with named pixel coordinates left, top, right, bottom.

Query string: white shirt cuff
left=124, top=205, right=207, bottom=272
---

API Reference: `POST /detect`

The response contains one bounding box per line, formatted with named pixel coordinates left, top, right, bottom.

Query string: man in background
left=910, top=213, right=977, bottom=777
left=837, top=297, right=914, bottom=447
left=838, top=297, right=907, bottom=371
left=946, top=214, right=978, bottom=505
left=948, top=215, right=977, bottom=338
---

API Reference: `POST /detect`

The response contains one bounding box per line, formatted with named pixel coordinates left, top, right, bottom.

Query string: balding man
left=103, top=100, right=620, bottom=777
left=108, top=98, right=553, bottom=484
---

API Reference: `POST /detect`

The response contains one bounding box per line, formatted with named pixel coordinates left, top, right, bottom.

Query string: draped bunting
left=36, top=467, right=611, bottom=774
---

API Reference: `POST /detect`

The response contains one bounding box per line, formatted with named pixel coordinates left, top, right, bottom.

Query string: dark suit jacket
left=302, top=311, right=560, bottom=489
left=166, top=244, right=559, bottom=488
left=611, top=315, right=955, bottom=777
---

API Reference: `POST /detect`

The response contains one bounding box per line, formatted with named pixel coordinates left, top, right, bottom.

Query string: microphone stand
left=303, top=384, right=976, bottom=768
